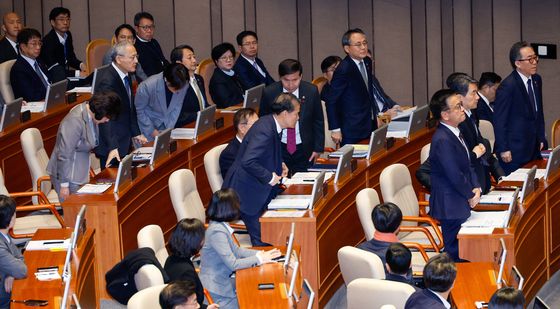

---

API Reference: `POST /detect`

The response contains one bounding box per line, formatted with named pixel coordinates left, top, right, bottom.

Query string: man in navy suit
left=405, top=253, right=456, bottom=309
left=0, top=12, right=21, bottom=64
left=259, top=59, right=324, bottom=173
left=232, top=31, right=274, bottom=90
left=219, top=108, right=258, bottom=179
left=222, top=93, right=298, bottom=246
left=429, top=89, right=481, bottom=261
left=476, top=72, right=501, bottom=125
left=494, top=41, right=546, bottom=175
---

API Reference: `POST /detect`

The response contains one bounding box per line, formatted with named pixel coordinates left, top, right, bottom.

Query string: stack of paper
left=171, top=128, right=195, bottom=139
left=21, top=101, right=45, bottom=113
left=283, top=172, right=333, bottom=185
left=329, top=144, right=369, bottom=158
left=262, top=210, right=306, bottom=218
left=35, top=267, right=61, bottom=281
left=461, top=211, right=507, bottom=228
left=268, top=198, right=310, bottom=210
left=390, top=106, right=417, bottom=120
left=26, top=239, right=71, bottom=251
left=502, top=168, right=545, bottom=181
left=67, top=86, right=92, bottom=93
left=132, top=147, right=153, bottom=161
left=479, top=191, right=515, bottom=204
left=77, top=183, right=112, bottom=194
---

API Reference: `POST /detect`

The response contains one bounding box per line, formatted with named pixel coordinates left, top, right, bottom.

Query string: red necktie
left=287, top=128, right=296, bottom=154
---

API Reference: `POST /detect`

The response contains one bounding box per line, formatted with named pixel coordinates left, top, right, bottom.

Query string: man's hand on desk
left=469, top=188, right=481, bottom=208
left=308, top=152, right=320, bottom=162
left=151, top=129, right=160, bottom=138
left=281, top=163, right=289, bottom=178
left=500, top=151, right=512, bottom=163
left=257, top=248, right=282, bottom=264
left=4, top=276, right=13, bottom=293
left=385, top=105, right=401, bottom=118
left=106, top=149, right=121, bottom=168
left=134, top=134, right=148, bottom=145
left=59, top=187, right=70, bottom=201
left=331, top=131, right=342, bottom=145
left=270, top=172, right=282, bottom=186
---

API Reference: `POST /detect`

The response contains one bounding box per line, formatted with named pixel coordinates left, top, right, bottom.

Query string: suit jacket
left=102, top=50, right=148, bottom=82
left=47, top=103, right=97, bottom=187
left=259, top=81, right=325, bottom=159
left=222, top=115, right=283, bottom=215
left=0, top=234, right=27, bottom=308
left=219, top=137, right=240, bottom=179
left=385, top=273, right=419, bottom=290
left=494, top=71, right=546, bottom=174
left=459, top=112, right=491, bottom=193
left=40, top=29, right=82, bottom=70
left=324, top=55, right=378, bottom=145
left=232, top=55, right=274, bottom=90
left=175, top=74, right=208, bottom=128
left=475, top=97, right=494, bottom=124
left=165, top=254, right=206, bottom=308
left=0, top=37, right=17, bottom=64
left=95, top=65, right=141, bottom=158
left=357, top=238, right=392, bottom=268
left=135, top=72, right=187, bottom=141
left=10, top=55, right=50, bottom=101
left=199, top=221, right=259, bottom=298
left=209, top=67, right=244, bottom=108
left=429, top=123, right=479, bottom=221
left=371, top=74, right=398, bottom=112
left=405, top=289, right=447, bottom=309
left=134, top=38, right=169, bottom=77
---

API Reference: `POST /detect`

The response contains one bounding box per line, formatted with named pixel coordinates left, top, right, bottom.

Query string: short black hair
left=445, top=72, right=467, bottom=88
left=278, top=59, right=302, bottom=78
left=371, top=202, right=402, bottom=233
left=134, top=12, right=154, bottom=26
left=429, top=89, right=457, bottom=121
left=159, top=281, right=196, bottom=309
left=114, top=24, right=136, bottom=39
left=478, top=72, right=502, bottom=89
left=321, top=56, right=342, bottom=73
left=89, top=91, right=121, bottom=121
left=236, top=30, right=258, bottom=46
left=163, top=63, right=188, bottom=90
left=170, top=45, right=194, bottom=63
left=488, top=287, right=525, bottom=309
left=206, top=188, right=240, bottom=222
left=211, top=42, right=235, bottom=63
left=509, top=41, right=532, bottom=69
left=386, top=243, right=412, bottom=275
left=423, top=253, right=457, bottom=292
left=0, top=195, right=16, bottom=229
left=16, top=28, right=41, bottom=45
left=270, top=93, right=299, bottom=115
left=233, top=108, right=257, bottom=132
left=448, top=74, right=477, bottom=96
left=342, top=28, right=365, bottom=46
left=169, top=218, right=205, bottom=259
left=49, top=7, right=70, bottom=21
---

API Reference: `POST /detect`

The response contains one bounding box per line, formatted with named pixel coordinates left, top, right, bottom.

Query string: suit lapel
left=513, top=71, right=536, bottom=118
left=441, top=124, right=469, bottom=162
left=110, top=67, right=131, bottom=109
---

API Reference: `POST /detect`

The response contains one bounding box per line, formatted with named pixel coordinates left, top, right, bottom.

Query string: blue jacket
left=232, top=55, right=274, bottom=90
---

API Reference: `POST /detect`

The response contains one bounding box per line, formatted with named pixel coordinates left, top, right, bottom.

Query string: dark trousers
left=281, top=143, right=311, bottom=176
left=439, top=218, right=467, bottom=262
left=240, top=210, right=268, bottom=246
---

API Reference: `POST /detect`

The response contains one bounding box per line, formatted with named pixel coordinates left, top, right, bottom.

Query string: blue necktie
left=124, top=76, right=132, bottom=106
left=527, top=79, right=537, bottom=112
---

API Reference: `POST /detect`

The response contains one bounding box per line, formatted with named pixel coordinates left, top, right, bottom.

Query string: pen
left=43, top=241, right=63, bottom=245
left=302, top=179, right=314, bottom=182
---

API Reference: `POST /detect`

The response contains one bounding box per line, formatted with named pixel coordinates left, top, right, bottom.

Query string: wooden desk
left=451, top=262, right=498, bottom=309
left=63, top=113, right=234, bottom=299
left=260, top=128, right=434, bottom=308
left=0, top=94, right=91, bottom=193
left=11, top=228, right=97, bottom=309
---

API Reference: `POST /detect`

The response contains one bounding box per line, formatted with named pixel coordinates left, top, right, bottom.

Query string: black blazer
left=40, top=29, right=81, bottom=70
left=164, top=255, right=207, bottom=308
left=405, top=289, right=447, bottom=309
left=10, top=55, right=50, bottom=101
left=219, top=137, right=240, bottom=179
left=209, top=68, right=244, bottom=108
left=259, top=81, right=324, bottom=160
left=475, top=97, right=494, bottom=124
left=94, top=65, right=141, bottom=158
left=176, top=74, right=208, bottom=128
left=0, top=37, right=17, bottom=64
left=134, top=38, right=169, bottom=77
left=232, top=55, right=274, bottom=90
left=371, top=74, right=397, bottom=112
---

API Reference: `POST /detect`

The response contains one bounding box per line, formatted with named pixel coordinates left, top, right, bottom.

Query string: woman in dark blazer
left=209, top=43, right=245, bottom=108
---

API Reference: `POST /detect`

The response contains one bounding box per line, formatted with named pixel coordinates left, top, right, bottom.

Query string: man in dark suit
left=222, top=93, right=298, bottom=246
left=232, top=30, right=274, bottom=90
left=40, top=7, right=85, bottom=79
left=134, top=12, right=169, bottom=77
left=95, top=41, right=147, bottom=168
left=10, top=28, right=51, bottom=102
left=476, top=72, right=502, bottom=124
left=494, top=41, right=546, bottom=175
left=219, top=108, right=258, bottom=179
left=170, top=45, right=209, bottom=127
left=385, top=243, right=418, bottom=289
left=0, top=12, right=21, bottom=64
left=259, top=59, right=324, bottom=173
left=405, top=253, right=456, bottom=309
left=429, top=89, right=481, bottom=261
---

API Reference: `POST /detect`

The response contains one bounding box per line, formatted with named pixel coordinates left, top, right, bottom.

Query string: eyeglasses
left=444, top=102, right=464, bottom=112
left=138, top=25, right=155, bottom=31
left=55, top=17, right=71, bottom=22
left=25, top=41, right=42, bottom=47
left=242, top=41, right=258, bottom=47
left=219, top=56, right=234, bottom=61
left=349, top=40, right=368, bottom=48
left=518, top=55, right=539, bottom=64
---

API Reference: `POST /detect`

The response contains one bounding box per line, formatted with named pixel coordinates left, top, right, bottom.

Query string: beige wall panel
left=426, top=0, right=442, bottom=93
left=142, top=0, right=175, bottom=60
left=23, top=0, right=43, bottom=32
left=411, top=0, right=428, bottom=106
left=373, top=0, right=412, bottom=103
left=13, top=0, right=24, bottom=21
left=441, top=0, right=453, bottom=81
left=174, top=0, right=212, bottom=60
left=244, top=0, right=256, bottom=31
left=349, top=0, right=372, bottom=42
left=452, top=0, right=472, bottom=75
left=0, top=1, right=13, bottom=17
left=255, top=0, right=298, bottom=81
left=472, top=0, right=493, bottom=79
left=88, top=0, right=124, bottom=41
left=63, top=0, right=90, bottom=61
left=124, top=0, right=141, bottom=25
left=210, top=0, right=223, bottom=46
left=492, top=0, right=520, bottom=77
left=221, top=0, right=245, bottom=45
left=42, top=0, right=61, bottom=36
left=296, top=0, right=313, bottom=80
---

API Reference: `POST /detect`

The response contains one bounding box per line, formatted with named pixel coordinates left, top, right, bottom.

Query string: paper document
left=515, top=168, right=546, bottom=179
left=390, top=106, right=417, bottom=120
left=26, top=239, right=71, bottom=251
left=21, top=101, right=45, bottom=113
left=77, top=183, right=111, bottom=194
left=268, top=198, right=310, bottom=210
left=461, top=211, right=507, bottom=228
left=458, top=227, right=495, bottom=235
left=35, top=271, right=61, bottom=281
left=386, top=130, right=407, bottom=138
left=479, top=191, right=515, bottom=204
left=330, top=144, right=369, bottom=158
left=171, top=128, right=195, bottom=139
left=262, top=210, right=306, bottom=218
left=283, top=172, right=333, bottom=185
left=67, top=86, right=92, bottom=93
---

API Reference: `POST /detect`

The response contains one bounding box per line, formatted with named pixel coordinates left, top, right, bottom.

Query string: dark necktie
left=371, top=82, right=388, bottom=112
left=527, top=79, right=537, bottom=113
left=358, top=61, right=368, bottom=89
left=458, top=133, right=469, bottom=159
left=124, top=75, right=132, bottom=106
left=489, top=101, right=495, bottom=110
left=34, top=62, right=49, bottom=88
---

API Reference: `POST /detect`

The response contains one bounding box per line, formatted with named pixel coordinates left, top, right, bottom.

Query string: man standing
left=95, top=41, right=147, bottom=167
left=259, top=59, right=324, bottom=173
left=476, top=72, right=501, bottom=124
left=133, top=12, right=169, bottom=77
left=0, top=12, right=21, bottom=64
left=232, top=30, right=274, bottom=90
left=429, top=89, right=481, bottom=262
left=222, top=93, right=298, bottom=246
left=219, top=108, right=258, bottom=179
left=494, top=41, right=546, bottom=175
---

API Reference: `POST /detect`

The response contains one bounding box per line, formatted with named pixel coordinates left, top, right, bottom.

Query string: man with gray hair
left=95, top=41, right=147, bottom=168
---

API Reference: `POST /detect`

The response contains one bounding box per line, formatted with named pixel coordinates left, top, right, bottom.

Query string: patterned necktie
left=34, top=62, right=49, bottom=88
left=458, top=133, right=470, bottom=159
left=286, top=128, right=296, bottom=154
left=253, top=61, right=265, bottom=78
left=358, top=61, right=368, bottom=89
left=123, top=75, right=132, bottom=106
left=527, top=79, right=537, bottom=112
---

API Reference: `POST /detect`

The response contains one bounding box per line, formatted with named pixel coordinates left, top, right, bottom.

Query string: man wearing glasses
left=233, top=30, right=275, bottom=90
left=134, top=12, right=169, bottom=77
left=494, top=41, right=546, bottom=175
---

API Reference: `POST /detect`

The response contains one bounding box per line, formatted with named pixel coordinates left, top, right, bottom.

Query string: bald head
left=2, top=12, right=22, bottom=41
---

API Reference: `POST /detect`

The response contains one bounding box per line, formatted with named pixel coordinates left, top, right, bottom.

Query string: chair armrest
left=402, top=241, right=429, bottom=262
left=36, top=175, right=51, bottom=189
left=9, top=190, right=50, bottom=205
left=399, top=225, right=440, bottom=252
left=89, top=168, right=96, bottom=178
left=417, top=201, right=429, bottom=216
left=9, top=203, right=65, bottom=239
left=204, top=288, right=215, bottom=304
left=402, top=215, right=444, bottom=250
left=229, top=223, right=246, bottom=230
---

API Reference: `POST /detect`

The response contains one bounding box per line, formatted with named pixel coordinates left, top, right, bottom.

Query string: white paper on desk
left=171, top=128, right=195, bottom=139
left=262, top=210, right=306, bottom=218
left=386, top=130, right=407, bottom=138
left=458, top=227, right=495, bottom=235
left=77, top=183, right=111, bottom=194
left=268, top=198, right=310, bottom=209
left=20, top=101, right=45, bottom=113
left=25, top=239, right=71, bottom=251
left=501, top=173, right=528, bottom=182
left=35, top=271, right=62, bottom=281
left=461, top=211, right=507, bottom=228
left=67, top=86, right=92, bottom=93
left=390, top=106, right=417, bottom=120
left=479, top=194, right=514, bottom=205
left=515, top=168, right=546, bottom=179
left=284, top=172, right=333, bottom=185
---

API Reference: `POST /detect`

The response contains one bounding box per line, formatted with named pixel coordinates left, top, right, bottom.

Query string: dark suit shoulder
left=405, top=289, right=447, bottom=309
